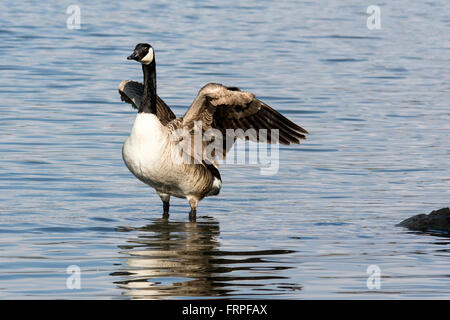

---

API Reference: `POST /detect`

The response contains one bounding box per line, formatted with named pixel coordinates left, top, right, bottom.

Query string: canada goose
left=119, top=43, right=308, bottom=220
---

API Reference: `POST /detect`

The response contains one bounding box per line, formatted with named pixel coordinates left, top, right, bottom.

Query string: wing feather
left=118, top=80, right=176, bottom=124
left=182, top=83, right=308, bottom=160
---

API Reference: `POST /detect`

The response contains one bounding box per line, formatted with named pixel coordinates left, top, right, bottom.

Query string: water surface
left=0, top=0, right=449, bottom=299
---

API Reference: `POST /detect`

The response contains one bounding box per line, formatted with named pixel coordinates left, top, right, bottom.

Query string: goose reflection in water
left=111, top=216, right=302, bottom=299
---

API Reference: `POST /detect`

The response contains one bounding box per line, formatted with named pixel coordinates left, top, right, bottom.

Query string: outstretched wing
left=118, top=80, right=176, bottom=124
left=182, top=83, right=308, bottom=160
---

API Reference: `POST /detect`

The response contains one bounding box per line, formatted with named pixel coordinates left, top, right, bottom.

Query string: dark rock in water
left=397, top=207, right=450, bottom=234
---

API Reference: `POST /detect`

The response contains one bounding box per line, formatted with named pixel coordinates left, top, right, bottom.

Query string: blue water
left=0, top=0, right=449, bottom=299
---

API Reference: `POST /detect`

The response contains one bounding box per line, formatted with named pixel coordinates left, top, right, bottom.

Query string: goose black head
left=127, top=43, right=154, bottom=64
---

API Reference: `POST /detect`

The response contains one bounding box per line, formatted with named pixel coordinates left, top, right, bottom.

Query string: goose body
left=122, top=113, right=175, bottom=195
left=119, top=43, right=307, bottom=220
left=122, top=113, right=221, bottom=200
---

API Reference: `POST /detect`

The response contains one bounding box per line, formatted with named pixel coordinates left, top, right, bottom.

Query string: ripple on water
left=0, top=0, right=449, bottom=299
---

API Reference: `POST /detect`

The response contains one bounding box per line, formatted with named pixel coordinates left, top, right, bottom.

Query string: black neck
left=140, top=61, right=157, bottom=114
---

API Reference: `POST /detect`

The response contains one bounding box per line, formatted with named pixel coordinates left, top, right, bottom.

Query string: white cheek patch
left=140, top=48, right=154, bottom=64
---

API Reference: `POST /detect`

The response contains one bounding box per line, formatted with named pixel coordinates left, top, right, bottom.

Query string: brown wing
left=118, top=80, right=176, bottom=125
left=182, top=83, right=308, bottom=159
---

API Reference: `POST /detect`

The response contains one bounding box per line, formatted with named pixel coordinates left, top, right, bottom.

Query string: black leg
left=187, top=196, right=198, bottom=222
left=158, top=193, right=170, bottom=219
left=189, top=208, right=196, bottom=221
left=163, top=201, right=170, bottom=218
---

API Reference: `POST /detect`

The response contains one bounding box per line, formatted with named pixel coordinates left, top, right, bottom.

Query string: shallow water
left=0, top=0, right=449, bottom=299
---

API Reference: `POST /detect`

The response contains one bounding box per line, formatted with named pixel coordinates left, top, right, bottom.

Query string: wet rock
left=397, top=207, right=450, bottom=234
